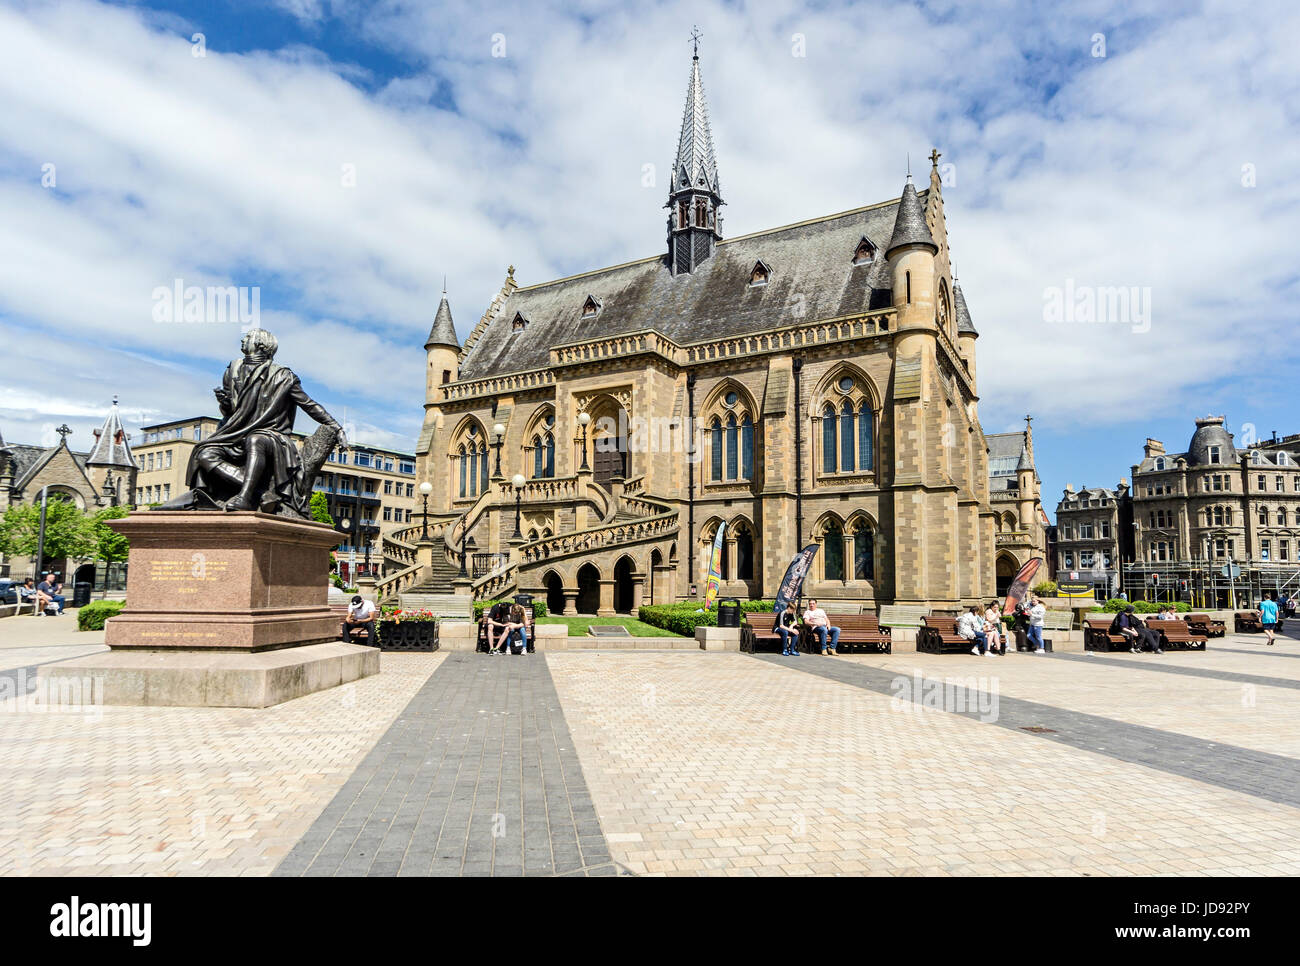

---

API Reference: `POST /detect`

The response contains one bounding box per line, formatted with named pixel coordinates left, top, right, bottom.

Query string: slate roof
left=953, top=281, right=977, bottom=335
left=671, top=55, right=721, bottom=198
left=885, top=177, right=936, bottom=257
left=85, top=398, right=135, bottom=469
left=459, top=196, right=910, bottom=379
left=425, top=293, right=458, bottom=349
left=987, top=431, right=1032, bottom=493
left=9, top=443, right=90, bottom=491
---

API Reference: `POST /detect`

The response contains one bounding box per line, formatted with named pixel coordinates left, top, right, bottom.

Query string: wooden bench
left=740, top=612, right=789, bottom=653
left=798, top=614, right=891, bottom=654
left=1040, top=609, right=1075, bottom=632
left=1083, top=614, right=1133, bottom=652
left=1234, top=611, right=1263, bottom=633
left=877, top=604, right=929, bottom=629
left=399, top=592, right=473, bottom=620
left=1188, top=613, right=1226, bottom=638
left=1147, top=619, right=1207, bottom=651
left=478, top=603, right=535, bottom=653
left=330, top=602, right=377, bottom=646
left=917, top=615, right=973, bottom=654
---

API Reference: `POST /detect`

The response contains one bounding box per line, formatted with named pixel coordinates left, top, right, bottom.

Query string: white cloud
left=0, top=0, right=1296, bottom=463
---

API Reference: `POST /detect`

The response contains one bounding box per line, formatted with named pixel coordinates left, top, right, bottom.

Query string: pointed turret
left=953, top=282, right=977, bottom=335
left=886, top=175, right=938, bottom=258
left=425, top=284, right=459, bottom=350
left=665, top=36, right=724, bottom=275
left=86, top=396, right=135, bottom=470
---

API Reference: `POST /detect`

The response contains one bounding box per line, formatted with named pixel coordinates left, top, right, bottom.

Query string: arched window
left=824, top=522, right=845, bottom=581
left=545, top=434, right=555, bottom=477
left=467, top=445, right=478, bottom=497
left=840, top=399, right=855, bottom=470
left=479, top=443, right=488, bottom=494
left=822, top=403, right=837, bottom=473
left=734, top=524, right=754, bottom=581
left=1224, top=507, right=1233, bottom=525
left=725, top=413, right=738, bottom=480
left=1279, top=507, right=1288, bottom=526
left=1260, top=506, right=1269, bottom=525
left=533, top=435, right=544, bottom=479
left=458, top=444, right=468, bottom=498
left=1213, top=506, right=1224, bottom=526
left=710, top=418, right=723, bottom=482
left=741, top=415, right=754, bottom=479
left=858, top=402, right=873, bottom=471
left=853, top=520, right=874, bottom=580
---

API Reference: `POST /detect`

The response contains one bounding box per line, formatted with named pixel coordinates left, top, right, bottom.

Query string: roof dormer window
left=1154, top=457, right=1165, bottom=471
left=581, top=295, right=601, bottom=318
left=512, top=312, right=528, bottom=331
left=852, top=237, right=876, bottom=266
left=749, top=260, right=771, bottom=287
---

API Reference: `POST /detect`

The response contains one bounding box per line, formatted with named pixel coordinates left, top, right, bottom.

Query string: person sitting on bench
left=484, top=600, right=512, bottom=653
left=37, top=573, right=65, bottom=615
left=957, top=606, right=990, bottom=656
left=774, top=602, right=799, bottom=656
left=18, top=578, right=39, bottom=614
left=1111, top=606, right=1161, bottom=653
left=802, top=599, right=840, bottom=655
left=342, top=594, right=377, bottom=645
left=502, top=603, right=529, bottom=655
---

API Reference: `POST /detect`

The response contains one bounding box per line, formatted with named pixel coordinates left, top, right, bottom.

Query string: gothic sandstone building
left=382, top=52, right=1002, bottom=614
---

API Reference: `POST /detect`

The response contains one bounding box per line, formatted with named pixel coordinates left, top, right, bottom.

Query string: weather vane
left=690, top=25, right=702, bottom=58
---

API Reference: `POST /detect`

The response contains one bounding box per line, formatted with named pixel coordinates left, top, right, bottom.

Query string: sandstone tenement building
left=383, top=50, right=1004, bottom=614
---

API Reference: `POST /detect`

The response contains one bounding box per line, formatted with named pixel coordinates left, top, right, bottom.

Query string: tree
left=87, top=506, right=131, bottom=600
left=309, top=491, right=334, bottom=527
left=0, top=500, right=95, bottom=568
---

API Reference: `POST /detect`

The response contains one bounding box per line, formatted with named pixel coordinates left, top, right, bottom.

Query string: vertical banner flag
left=703, top=522, right=726, bottom=609
left=774, top=545, right=820, bottom=614
left=1002, top=557, right=1043, bottom=615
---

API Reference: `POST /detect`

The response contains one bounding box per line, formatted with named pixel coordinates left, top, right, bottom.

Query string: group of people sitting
left=481, top=600, right=532, bottom=654
left=17, top=574, right=66, bottom=616
left=956, top=600, right=1026, bottom=655
left=773, top=598, right=842, bottom=655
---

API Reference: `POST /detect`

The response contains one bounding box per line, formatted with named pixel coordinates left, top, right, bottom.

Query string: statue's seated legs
left=223, top=431, right=280, bottom=512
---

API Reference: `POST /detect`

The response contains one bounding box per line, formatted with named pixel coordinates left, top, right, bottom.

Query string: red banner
left=1002, top=557, right=1043, bottom=615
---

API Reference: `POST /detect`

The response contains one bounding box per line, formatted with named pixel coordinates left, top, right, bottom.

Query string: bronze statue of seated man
left=157, top=328, right=344, bottom=518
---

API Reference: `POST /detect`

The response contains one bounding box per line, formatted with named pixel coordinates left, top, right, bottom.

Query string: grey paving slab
left=755, top=653, right=1300, bottom=810
left=1049, top=651, right=1300, bottom=690
left=275, top=652, right=617, bottom=876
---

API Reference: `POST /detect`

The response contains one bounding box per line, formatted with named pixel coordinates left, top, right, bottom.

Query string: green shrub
left=1031, top=580, right=1058, bottom=597
left=474, top=598, right=548, bottom=620
left=1091, top=598, right=1190, bottom=614
left=78, top=600, right=125, bottom=631
left=637, top=600, right=776, bottom=636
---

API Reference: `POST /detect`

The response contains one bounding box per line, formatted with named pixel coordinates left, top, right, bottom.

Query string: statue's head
left=241, top=328, right=279, bottom=359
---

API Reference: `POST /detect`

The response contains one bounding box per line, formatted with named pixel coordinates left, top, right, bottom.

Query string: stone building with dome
left=1128, top=415, right=1300, bottom=606
left=380, top=49, right=1001, bottom=614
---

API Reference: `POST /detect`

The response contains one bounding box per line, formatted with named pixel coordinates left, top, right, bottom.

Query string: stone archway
left=613, top=556, right=635, bottom=614
left=576, top=563, right=601, bottom=615
left=542, top=570, right=564, bottom=616
left=649, top=548, right=662, bottom=604
left=995, top=553, right=1020, bottom=598
left=585, top=395, right=629, bottom=491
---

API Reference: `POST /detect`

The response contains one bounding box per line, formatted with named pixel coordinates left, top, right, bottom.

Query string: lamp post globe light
left=511, top=473, right=526, bottom=540
left=577, top=411, right=591, bottom=471
left=419, top=481, right=433, bottom=540
left=493, top=422, right=506, bottom=477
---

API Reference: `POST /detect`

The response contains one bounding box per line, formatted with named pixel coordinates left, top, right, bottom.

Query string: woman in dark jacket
left=775, top=602, right=800, bottom=656
left=1110, top=606, right=1162, bottom=653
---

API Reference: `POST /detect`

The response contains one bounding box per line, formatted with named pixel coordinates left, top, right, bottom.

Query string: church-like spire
left=666, top=29, right=724, bottom=275
left=425, top=283, right=459, bottom=350
left=885, top=174, right=938, bottom=258
left=86, top=395, right=135, bottom=469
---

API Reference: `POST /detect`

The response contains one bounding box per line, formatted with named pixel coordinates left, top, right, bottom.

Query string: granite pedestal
left=39, top=511, right=378, bottom=707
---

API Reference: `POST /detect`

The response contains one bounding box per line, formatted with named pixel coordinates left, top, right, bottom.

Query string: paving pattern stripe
left=1213, top=645, right=1300, bottom=660
left=1048, top=652, right=1300, bottom=689
left=754, top=654, right=1300, bottom=810
left=0, top=654, right=113, bottom=692
left=274, top=652, right=616, bottom=877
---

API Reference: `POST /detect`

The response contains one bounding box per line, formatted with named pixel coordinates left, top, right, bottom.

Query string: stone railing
left=679, top=310, right=893, bottom=363
left=472, top=562, right=518, bottom=601
left=377, top=562, right=423, bottom=600
left=995, top=530, right=1035, bottom=546
left=441, top=367, right=555, bottom=403
left=518, top=502, right=679, bottom=567
left=550, top=330, right=682, bottom=368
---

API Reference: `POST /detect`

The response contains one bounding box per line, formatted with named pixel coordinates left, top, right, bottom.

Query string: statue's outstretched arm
left=290, top=376, right=346, bottom=447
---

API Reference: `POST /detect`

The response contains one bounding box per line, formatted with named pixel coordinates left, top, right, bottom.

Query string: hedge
left=638, top=600, right=776, bottom=637
left=474, top=598, right=548, bottom=620
left=1089, top=598, right=1191, bottom=614
left=78, top=600, right=125, bottom=631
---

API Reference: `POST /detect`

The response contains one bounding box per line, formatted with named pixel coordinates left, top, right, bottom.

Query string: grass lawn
left=536, top=615, right=685, bottom=638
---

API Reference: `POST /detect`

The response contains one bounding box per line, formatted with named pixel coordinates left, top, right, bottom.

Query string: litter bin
left=513, top=593, right=533, bottom=606
left=73, top=582, right=93, bottom=608
left=717, top=598, right=740, bottom=628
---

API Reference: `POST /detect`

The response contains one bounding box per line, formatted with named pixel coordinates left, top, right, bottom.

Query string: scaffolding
left=1121, top=559, right=1299, bottom=609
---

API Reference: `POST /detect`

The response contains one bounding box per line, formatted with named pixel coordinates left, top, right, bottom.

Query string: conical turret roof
left=425, top=290, right=459, bottom=350
left=953, top=281, right=978, bottom=335
left=670, top=54, right=721, bottom=199
left=85, top=397, right=135, bottom=469
left=886, top=176, right=937, bottom=257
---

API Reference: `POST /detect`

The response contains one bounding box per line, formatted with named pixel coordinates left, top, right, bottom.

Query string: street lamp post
left=511, top=473, right=526, bottom=540
left=577, top=411, right=591, bottom=471
left=492, top=422, right=506, bottom=478
left=418, top=481, right=433, bottom=540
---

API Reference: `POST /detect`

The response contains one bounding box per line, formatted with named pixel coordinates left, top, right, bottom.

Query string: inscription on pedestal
left=147, top=557, right=230, bottom=596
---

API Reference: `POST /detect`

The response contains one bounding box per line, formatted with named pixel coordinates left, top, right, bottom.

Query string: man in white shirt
left=342, top=594, right=378, bottom=645
left=1026, top=595, right=1047, bottom=653
left=802, top=599, right=840, bottom=655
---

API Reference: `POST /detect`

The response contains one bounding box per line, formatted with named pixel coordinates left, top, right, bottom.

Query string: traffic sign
left=1220, top=563, right=1242, bottom=579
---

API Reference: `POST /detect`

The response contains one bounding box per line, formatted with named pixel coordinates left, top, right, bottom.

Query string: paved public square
left=2, top=617, right=1299, bottom=876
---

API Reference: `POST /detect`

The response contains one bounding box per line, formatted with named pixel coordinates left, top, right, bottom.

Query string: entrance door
left=593, top=447, right=626, bottom=491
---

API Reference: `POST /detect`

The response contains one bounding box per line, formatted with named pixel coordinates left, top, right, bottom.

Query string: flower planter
left=377, top=619, right=439, bottom=652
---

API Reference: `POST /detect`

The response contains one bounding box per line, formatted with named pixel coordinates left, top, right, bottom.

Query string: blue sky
left=0, top=0, right=1296, bottom=520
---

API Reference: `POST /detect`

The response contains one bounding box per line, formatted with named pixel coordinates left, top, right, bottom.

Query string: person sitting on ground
left=1259, top=594, right=1279, bottom=646
left=484, top=599, right=512, bottom=653
left=503, top=603, right=530, bottom=655
left=983, top=601, right=1005, bottom=655
left=1025, top=594, right=1048, bottom=654
left=342, top=594, right=377, bottom=645
left=802, top=598, right=840, bottom=655
left=957, top=605, right=990, bottom=656
left=36, top=572, right=65, bottom=615
left=1111, top=605, right=1162, bottom=653
left=774, top=602, right=799, bottom=656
